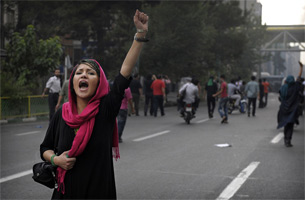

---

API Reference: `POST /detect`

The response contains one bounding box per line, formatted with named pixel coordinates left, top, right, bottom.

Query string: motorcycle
left=228, top=96, right=247, bottom=114
left=181, top=103, right=195, bottom=124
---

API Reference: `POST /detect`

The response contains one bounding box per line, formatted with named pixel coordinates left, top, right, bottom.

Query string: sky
left=258, top=0, right=305, bottom=25
left=258, top=0, right=305, bottom=63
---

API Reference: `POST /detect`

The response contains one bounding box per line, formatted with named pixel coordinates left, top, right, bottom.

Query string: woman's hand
left=54, top=151, right=76, bottom=170
left=299, top=61, right=303, bottom=68
left=134, top=9, right=149, bottom=34
left=120, top=9, right=149, bottom=78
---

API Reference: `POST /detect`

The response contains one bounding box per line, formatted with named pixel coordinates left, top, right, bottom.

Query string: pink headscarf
left=56, top=59, right=119, bottom=194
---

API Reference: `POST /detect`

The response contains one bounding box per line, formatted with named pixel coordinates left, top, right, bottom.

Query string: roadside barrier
left=0, top=95, right=49, bottom=120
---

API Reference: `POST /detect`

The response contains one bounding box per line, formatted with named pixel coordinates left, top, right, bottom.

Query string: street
left=1, top=92, right=304, bottom=200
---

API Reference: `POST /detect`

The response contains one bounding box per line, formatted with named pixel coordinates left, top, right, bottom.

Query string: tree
left=1, top=25, right=62, bottom=97
left=11, top=1, right=267, bottom=84
left=139, top=1, right=215, bottom=80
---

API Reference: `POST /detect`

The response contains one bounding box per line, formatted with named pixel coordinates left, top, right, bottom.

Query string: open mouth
left=79, top=80, right=89, bottom=89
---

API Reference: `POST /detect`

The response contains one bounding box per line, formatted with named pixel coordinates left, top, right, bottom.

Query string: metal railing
left=0, top=95, right=49, bottom=120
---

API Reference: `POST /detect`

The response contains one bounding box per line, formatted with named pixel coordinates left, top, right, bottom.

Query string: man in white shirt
left=179, top=78, right=199, bottom=116
left=228, top=79, right=241, bottom=108
left=42, top=68, right=61, bottom=121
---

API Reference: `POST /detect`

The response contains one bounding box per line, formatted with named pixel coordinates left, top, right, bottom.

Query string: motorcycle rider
left=228, top=79, right=241, bottom=109
left=179, top=78, right=199, bottom=117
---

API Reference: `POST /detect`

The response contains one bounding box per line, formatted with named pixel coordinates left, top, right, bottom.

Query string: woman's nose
left=80, top=72, right=88, bottom=78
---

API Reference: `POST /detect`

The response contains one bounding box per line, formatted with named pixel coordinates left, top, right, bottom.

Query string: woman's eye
left=76, top=72, right=82, bottom=75
left=89, top=72, right=95, bottom=75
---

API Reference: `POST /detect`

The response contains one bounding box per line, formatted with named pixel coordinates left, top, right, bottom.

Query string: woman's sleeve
left=40, top=108, right=61, bottom=161
left=106, top=73, right=132, bottom=118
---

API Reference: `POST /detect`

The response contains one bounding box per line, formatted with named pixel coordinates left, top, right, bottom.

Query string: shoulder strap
left=53, top=111, right=61, bottom=155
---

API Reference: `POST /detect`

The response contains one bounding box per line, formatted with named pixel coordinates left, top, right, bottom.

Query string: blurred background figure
left=42, top=68, right=61, bottom=121
left=129, top=73, right=143, bottom=116
left=205, top=76, right=218, bottom=118
left=151, top=75, right=166, bottom=117
left=143, top=74, right=155, bottom=116
left=118, top=87, right=135, bottom=143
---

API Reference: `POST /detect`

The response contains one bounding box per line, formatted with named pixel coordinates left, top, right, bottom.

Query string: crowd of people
left=44, top=63, right=304, bottom=148
left=37, top=9, right=304, bottom=199
left=175, top=62, right=304, bottom=149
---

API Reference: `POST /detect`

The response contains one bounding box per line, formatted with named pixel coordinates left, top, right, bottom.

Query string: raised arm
left=298, top=61, right=303, bottom=77
left=120, top=10, right=149, bottom=78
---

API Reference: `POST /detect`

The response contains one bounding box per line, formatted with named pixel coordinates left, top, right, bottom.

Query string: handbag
left=32, top=162, right=57, bottom=188
left=32, top=128, right=59, bottom=189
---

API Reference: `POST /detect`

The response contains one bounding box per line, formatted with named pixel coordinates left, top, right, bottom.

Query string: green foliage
left=138, top=1, right=255, bottom=82
left=11, top=1, right=267, bottom=85
left=2, top=25, right=62, bottom=97
left=139, top=2, right=212, bottom=80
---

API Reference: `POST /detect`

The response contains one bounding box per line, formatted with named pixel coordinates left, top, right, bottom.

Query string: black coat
left=40, top=74, right=131, bottom=199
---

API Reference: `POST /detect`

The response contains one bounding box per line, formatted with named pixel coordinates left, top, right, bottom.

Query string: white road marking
left=133, top=130, right=171, bottom=142
left=0, top=170, right=32, bottom=183
left=216, top=161, right=260, bottom=200
left=16, top=131, right=41, bottom=136
left=271, top=133, right=284, bottom=144
left=195, top=118, right=210, bottom=124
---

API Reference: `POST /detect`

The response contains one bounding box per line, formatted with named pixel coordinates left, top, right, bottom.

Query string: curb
left=0, top=120, right=8, bottom=124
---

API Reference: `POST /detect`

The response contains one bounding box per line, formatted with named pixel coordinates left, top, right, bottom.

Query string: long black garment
left=40, top=74, right=131, bottom=199
left=277, top=81, right=302, bottom=129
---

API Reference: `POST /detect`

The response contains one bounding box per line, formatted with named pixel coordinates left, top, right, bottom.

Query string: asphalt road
left=1, top=92, right=304, bottom=200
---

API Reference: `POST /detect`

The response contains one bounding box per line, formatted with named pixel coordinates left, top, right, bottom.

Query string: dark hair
left=192, top=78, right=199, bottom=85
left=259, top=78, right=262, bottom=83
left=230, top=79, right=235, bottom=84
left=251, top=76, right=256, bottom=81
left=77, top=59, right=100, bottom=77
left=69, top=59, right=101, bottom=99
left=220, top=74, right=225, bottom=79
left=157, top=75, right=162, bottom=79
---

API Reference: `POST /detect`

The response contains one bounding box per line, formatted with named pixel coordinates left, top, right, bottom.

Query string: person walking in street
left=129, top=73, right=143, bottom=116
left=277, top=61, right=303, bottom=147
left=42, top=68, right=61, bottom=121
left=245, top=76, right=259, bottom=117
left=258, top=79, right=265, bottom=108
left=118, top=87, right=135, bottom=143
left=151, top=74, right=166, bottom=117
left=262, top=78, right=271, bottom=107
left=40, top=9, right=149, bottom=199
left=205, top=76, right=218, bottom=118
left=143, top=74, right=155, bottom=116
left=213, top=75, right=228, bottom=124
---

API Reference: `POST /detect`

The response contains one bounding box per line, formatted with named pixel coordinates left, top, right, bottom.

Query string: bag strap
left=53, top=123, right=60, bottom=155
